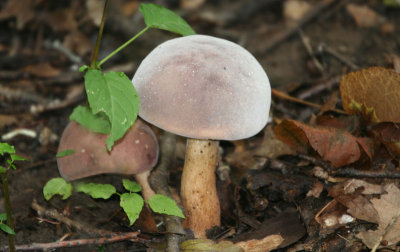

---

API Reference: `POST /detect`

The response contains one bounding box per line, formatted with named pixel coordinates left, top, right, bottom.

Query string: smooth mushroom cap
left=132, top=34, right=271, bottom=140
left=57, top=119, right=159, bottom=181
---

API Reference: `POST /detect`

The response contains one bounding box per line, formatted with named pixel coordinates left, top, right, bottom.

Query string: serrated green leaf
left=84, top=70, right=139, bottom=151
left=122, top=179, right=142, bottom=193
left=56, top=149, right=75, bottom=158
left=148, top=194, right=184, bottom=218
left=70, top=105, right=111, bottom=134
left=140, top=3, right=195, bottom=36
left=75, top=183, right=116, bottom=199
left=0, top=143, right=15, bottom=155
left=0, top=213, right=6, bottom=221
left=11, top=154, right=26, bottom=162
left=0, top=223, right=15, bottom=235
left=43, top=178, right=72, bottom=200
left=120, top=193, right=144, bottom=225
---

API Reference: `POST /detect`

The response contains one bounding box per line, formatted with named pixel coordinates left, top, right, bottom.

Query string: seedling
left=0, top=142, right=26, bottom=252
left=43, top=178, right=184, bottom=225
left=44, top=2, right=194, bottom=227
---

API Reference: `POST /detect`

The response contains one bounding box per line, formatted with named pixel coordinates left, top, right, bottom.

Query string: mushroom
left=132, top=34, right=271, bottom=237
left=57, top=119, right=159, bottom=201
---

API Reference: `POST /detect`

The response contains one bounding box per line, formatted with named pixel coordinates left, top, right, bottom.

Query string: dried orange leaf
left=340, top=67, right=400, bottom=123
left=275, top=119, right=373, bottom=167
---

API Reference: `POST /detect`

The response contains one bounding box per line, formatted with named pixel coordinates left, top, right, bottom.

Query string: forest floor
left=1, top=0, right=400, bottom=251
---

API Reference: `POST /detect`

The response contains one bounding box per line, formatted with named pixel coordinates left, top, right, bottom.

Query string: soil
left=0, top=0, right=400, bottom=251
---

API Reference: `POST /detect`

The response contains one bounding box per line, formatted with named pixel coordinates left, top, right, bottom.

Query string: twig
left=12, top=232, right=141, bottom=251
left=297, top=75, right=341, bottom=100
left=298, top=154, right=400, bottom=179
left=257, top=0, right=336, bottom=55
left=298, top=29, right=324, bottom=74
left=333, top=167, right=400, bottom=179
left=319, top=44, right=360, bottom=70
left=371, top=213, right=400, bottom=252
left=149, top=131, right=185, bottom=252
left=31, top=200, right=112, bottom=236
left=272, top=88, right=347, bottom=115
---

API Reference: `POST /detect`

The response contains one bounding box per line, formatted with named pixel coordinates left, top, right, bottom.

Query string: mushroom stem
left=181, top=138, right=220, bottom=238
left=134, top=170, right=155, bottom=202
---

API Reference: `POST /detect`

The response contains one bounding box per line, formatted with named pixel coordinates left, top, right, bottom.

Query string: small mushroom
left=132, top=35, right=271, bottom=237
left=57, top=119, right=159, bottom=201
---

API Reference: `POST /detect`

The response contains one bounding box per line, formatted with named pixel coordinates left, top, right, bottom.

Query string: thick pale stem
left=181, top=138, right=220, bottom=238
left=135, top=170, right=155, bottom=202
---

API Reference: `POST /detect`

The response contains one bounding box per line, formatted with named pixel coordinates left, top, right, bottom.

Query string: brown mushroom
left=132, top=34, right=271, bottom=237
left=57, top=119, right=159, bottom=201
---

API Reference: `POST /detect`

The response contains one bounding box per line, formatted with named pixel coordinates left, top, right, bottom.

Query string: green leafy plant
left=0, top=142, right=26, bottom=252
left=44, top=1, right=193, bottom=230
left=44, top=178, right=184, bottom=225
left=75, top=2, right=195, bottom=151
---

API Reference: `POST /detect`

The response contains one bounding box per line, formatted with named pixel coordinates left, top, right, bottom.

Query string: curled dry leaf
left=340, top=67, right=400, bottom=123
left=274, top=119, right=373, bottom=167
left=356, top=184, right=400, bottom=249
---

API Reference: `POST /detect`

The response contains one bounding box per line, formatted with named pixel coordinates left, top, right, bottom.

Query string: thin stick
left=13, top=232, right=141, bottom=251
left=257, top=0, right=335, bottom=55
left=271, top=88, right=347, bottom=115
left=31, top=200, right=111, bottom=236
left=90, top=0, right=110, bottom=68
left=371, top=213, right=400, bottom=252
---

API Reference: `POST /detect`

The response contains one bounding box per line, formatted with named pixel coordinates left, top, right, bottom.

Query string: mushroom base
left=181, top=138, right=220, bottom=238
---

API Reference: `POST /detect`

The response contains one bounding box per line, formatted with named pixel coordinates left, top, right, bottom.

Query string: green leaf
left=56, top=149, right=75, bottom=158
left=0, top=223, right=15, bottom=235
left=148, top=194, right=184, bottom=218
left=75, top=183, right=116, bottom=199
left=10, top=154, right=26, bottom=162
left=140, top=3, right=196, bottom=36
left=0, top=213, right=6, bottom=221
left=122, top=179, right=142, bottom=193
left=120, top=193, right=144, bottom=225
left=84, top=70, right=139, bottom=151
left=0, top=143, right=15, bottom=155
left=43, top=177, right=72, bottom=200
left=79, top=65, right=89, bottom=72
left=70, top=105, right=111, bottom=134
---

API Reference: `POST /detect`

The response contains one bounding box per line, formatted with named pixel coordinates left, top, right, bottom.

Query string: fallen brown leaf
left=274, top=119, right=373, bottom=167
left=340, top=67, right=400, bottom=123
left=329, top=179, right=382, bottom=224
left=356, top=183, right=400, bottom=249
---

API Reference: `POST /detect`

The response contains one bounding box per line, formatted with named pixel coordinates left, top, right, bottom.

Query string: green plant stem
left=98, top=26, right=150, bottom=67
left=1, top=170, right=15, bottom=252
left=90, top=0, right=110, bottom=69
